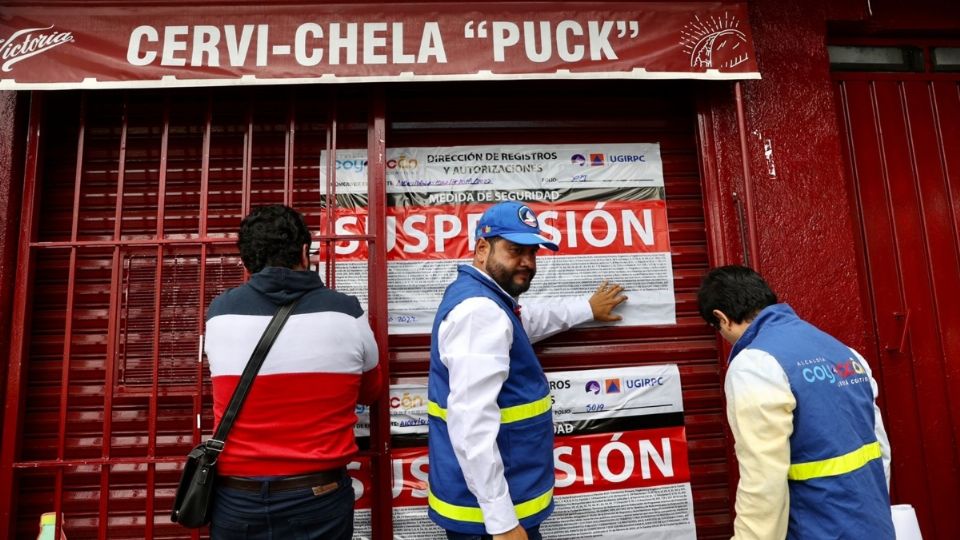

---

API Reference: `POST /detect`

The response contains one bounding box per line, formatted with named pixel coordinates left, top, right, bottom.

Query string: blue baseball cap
left=475, top=201, right=559, bottom=251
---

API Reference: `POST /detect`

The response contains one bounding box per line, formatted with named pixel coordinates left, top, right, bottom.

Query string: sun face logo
left=680, top=12, right=750, bottom=69
left=518, top=206, right=539, bottom=228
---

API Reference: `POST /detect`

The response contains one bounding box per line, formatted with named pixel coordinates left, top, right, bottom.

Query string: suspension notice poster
left=319, top=143, right=676, bottom=333
left=350, top=365, right=696, bottom=539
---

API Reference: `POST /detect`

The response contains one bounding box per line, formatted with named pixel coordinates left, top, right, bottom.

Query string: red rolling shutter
left=4, top=80, right=730, bottom=538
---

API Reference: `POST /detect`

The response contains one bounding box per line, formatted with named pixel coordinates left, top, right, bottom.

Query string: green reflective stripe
left=788, top=441, right=882, bottom=481
left=512, top=486, right=554, bottom=518
left=428, top=490, right=484, bottom=523
left=427, top=400, right=447, bottom=421
left=428, top=488, right=553, bottom=524
left=500, top=395, right=552, bottom=424
left=427, top=395, right=552, bottom=424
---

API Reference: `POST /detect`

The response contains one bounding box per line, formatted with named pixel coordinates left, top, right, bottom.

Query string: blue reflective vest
left=731, top=304, right=894, bottom=539
left=427, top=265, right=555, bottom=534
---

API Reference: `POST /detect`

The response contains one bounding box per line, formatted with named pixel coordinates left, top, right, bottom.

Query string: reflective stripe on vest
left=427, top=395, right=552, bottom=424
left=428, top=487, right=554, bottom=523
left=788, top=441, right=882, bottom=481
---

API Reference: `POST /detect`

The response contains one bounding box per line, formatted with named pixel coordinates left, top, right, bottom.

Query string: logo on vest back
left=798, top=356, right=869, bottom=387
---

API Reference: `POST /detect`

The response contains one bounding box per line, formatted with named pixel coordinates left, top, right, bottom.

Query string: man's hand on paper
left=589, top=280, right=627, bottom=322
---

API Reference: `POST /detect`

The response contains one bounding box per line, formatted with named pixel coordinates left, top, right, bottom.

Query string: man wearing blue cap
left=427, top=201, right=627, bottom=540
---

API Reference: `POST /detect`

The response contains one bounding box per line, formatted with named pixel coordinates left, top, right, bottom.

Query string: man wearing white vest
left=427, top=201, right=627, bottom=540
left=697, top=265, right=894, bottom=539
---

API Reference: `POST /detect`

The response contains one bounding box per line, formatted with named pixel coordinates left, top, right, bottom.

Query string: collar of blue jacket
left=729, top=303, right=799, bottom=362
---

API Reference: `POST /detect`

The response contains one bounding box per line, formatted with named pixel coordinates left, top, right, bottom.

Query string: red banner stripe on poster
left=321, top=200, right=670, bottom=261
left=553, top=427, right=690, bottom=496
left=0, top=3, right=758, bottom=89
left=350, top=426, right=688, bottom=510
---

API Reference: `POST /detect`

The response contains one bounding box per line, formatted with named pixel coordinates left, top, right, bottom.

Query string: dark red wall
left=707, top=0, right=960, bottom=354
left=0, top=91, right=25, bottom=438
left=708, top=0, right=869, bottom=350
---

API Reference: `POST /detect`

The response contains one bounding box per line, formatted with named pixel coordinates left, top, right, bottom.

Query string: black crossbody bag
left=170, top=299, right=300, bottom=528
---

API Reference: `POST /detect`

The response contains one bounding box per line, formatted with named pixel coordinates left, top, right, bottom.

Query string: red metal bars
left=323, top=92, right=338, bottom=288
left=285, top=90, right=296, bottom=208
left=366, top=87, right=392, bottom=540
left=99, top=93, right=130, bottom=540
left=144, top=96, right=172, bottom=540
left=242, top=97, right=253, bottom=219
left=0, top=92, right=44, bottom=540
left=52, top=92, right=87, bottom=540
left=734, top=81, right=761, bottom=271
left=190, top=92, right=213, bottom=540
left=194, top=88, right=213, bottom=526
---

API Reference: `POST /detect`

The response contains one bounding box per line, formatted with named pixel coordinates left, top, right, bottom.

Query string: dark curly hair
left=697, top=265, right=778, bottom=327
left=237, top=205, right=312, bottom=273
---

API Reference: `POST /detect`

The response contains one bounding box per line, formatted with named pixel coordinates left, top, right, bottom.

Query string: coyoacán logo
left=0, top=25, right=75, bottom=72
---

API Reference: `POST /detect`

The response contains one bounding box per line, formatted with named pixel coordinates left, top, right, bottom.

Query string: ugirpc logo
left=585, top=379, right=623, bottom=394
left=0, top=26, right=75, bottom=72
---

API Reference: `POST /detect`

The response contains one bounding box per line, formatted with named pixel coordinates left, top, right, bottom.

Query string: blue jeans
left=446, top=525, right=542, bottom=540
left=210, top=474, right=354, bottom=540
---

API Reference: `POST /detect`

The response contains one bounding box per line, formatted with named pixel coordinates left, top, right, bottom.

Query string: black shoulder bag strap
left=204, top=298, right=300, bottom=455
left=169, top=298, right=301, bottom=527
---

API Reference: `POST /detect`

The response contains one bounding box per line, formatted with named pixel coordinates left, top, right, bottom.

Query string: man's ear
left=475, top=237, right=490, bottom=265
left=300, top=244, right=309, bottom=269
left=712, top=309, right=730, bottom=328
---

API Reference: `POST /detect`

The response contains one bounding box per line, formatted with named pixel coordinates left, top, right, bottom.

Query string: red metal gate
left=2, top=80, right=732, bottom=538
left=836, top=63, right=960, bottom=538
left=0, top=86, right=392, bottom=539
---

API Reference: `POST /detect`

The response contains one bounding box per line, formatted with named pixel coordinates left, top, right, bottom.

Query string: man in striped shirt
left=204, top=205, right=381, bottom=540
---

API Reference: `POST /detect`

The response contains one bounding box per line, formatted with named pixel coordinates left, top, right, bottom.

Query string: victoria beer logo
left=0, top=25, right=74, bottom=72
